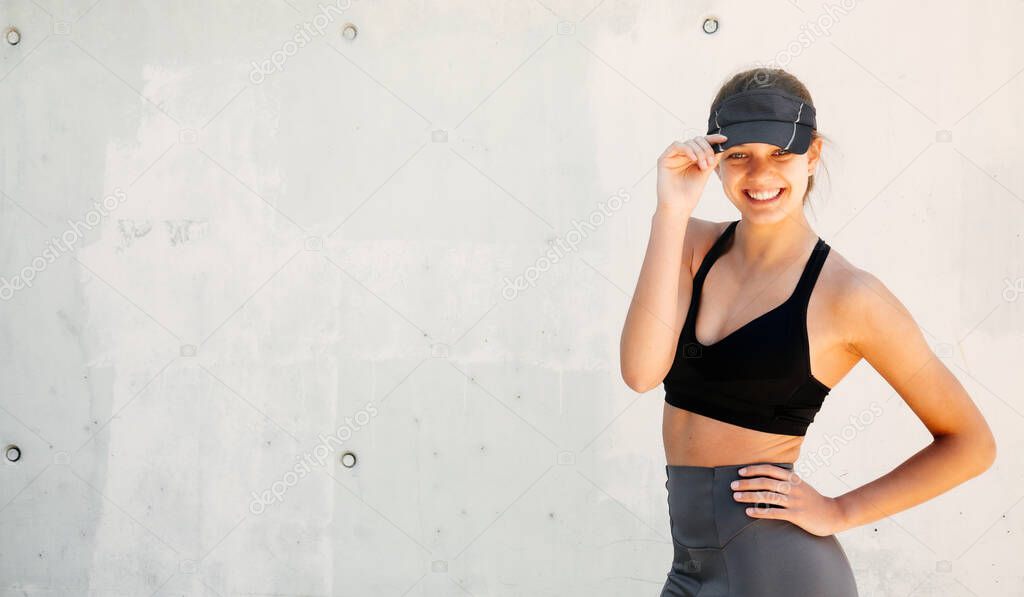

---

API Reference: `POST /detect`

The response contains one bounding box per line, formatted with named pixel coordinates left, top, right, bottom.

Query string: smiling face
left=714, top=137, right=823, bottom=223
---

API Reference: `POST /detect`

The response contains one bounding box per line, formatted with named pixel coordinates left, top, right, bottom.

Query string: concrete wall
left=1, top=0, right=1022, bottom=595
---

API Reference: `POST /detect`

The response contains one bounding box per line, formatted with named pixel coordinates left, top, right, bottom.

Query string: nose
left=744, top=153, right=775, bottom=169
left=741, top=155, right=785, bottom=180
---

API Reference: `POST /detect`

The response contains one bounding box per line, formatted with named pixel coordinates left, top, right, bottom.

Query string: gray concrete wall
left=1, top=0, right=1022, bottom=595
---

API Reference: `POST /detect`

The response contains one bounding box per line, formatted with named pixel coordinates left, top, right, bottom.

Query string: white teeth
left=746, top=188, right=782, bottom=201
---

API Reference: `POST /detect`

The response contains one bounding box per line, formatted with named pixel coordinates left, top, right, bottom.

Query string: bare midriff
left=663, top=402, right=804, bottom=466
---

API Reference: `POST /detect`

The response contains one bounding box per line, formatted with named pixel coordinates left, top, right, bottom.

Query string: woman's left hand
left=731, top=464, right=847, bottom=536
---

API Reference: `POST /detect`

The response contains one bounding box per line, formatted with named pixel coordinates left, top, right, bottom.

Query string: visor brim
left=709, top=120, right=814, bottom=155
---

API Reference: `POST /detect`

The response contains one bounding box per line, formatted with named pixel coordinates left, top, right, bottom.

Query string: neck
left=730, top=215, right=818, bottom=267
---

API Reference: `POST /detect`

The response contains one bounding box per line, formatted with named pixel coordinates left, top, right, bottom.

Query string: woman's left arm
left=830, top=268, right=997, bottom=533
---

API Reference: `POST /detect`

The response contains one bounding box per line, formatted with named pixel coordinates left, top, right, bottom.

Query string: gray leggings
left=661, top=462, right=858, bottom=596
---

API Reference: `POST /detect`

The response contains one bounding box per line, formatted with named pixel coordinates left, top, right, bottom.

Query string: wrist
left=831, top=495, right=853, bottom=534
left=653, top=203, right=692, bottom=222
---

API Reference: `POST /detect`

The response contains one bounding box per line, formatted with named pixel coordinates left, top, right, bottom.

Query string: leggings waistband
left=664, top=461, right=794, bottom=549
left=665, top=461, right=794, bottom=473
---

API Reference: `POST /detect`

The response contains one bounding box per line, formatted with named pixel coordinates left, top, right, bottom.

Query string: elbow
left=976, top=430, right=997, bottom=473
left=970, top=418, right=998, bottom=474
left=942, top=426, right=998, bottom=476
left=618, top=370, right=667, bottom=395
left=624, top=377, right=659, bottom=394
left=619, top=342, right=670, bottom=393
left=620, top=369, right=644, bottom=393
left=620, top=366, right=663, bottom=394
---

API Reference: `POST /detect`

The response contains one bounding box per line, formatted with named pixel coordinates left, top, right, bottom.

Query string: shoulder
left=684, top=216, right=732, bottom=277
left=818, top=245, right=918, bottom=358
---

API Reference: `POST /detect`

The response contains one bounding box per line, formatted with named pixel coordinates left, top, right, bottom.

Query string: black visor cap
left=706, top=88, right=817, bottom=155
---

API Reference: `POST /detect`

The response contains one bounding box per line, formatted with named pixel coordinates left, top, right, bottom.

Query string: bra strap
left=791, top=237, right=830, bottom=314
left=692, top=220, right=739, bottom=289
left=684, top=220, right=739, bottom=326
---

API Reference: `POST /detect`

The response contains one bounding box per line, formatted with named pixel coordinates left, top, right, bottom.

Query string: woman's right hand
left=655, top=134, right=727, bottom=213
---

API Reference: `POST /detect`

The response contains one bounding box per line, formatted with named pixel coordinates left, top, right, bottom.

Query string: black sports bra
left=662, top=219, right=832, bottom=436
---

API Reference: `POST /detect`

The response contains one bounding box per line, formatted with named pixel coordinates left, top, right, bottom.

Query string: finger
left=732, top=478, right=791, bottom=494
left=660, top=141, right=684, bottom=157
left=737, top=464, right=793, bottom=481
left=685, top=139, right=711, bottom=170
left=679, top=143, right=700, bottom=165
left=757, top=490, right=789, bottom=505
left=745, top=504, right=788, bottom=519
left=709, top=148, right=725, bottom=169
left=692, top=136, right=715, bottom=164
left=661, top=141, right=698, bottom=164
left=734, top=490, right=788, bottom=506
left=703, top=134, right=727, bottom=163
left=671, top=140, right=696, bottom=167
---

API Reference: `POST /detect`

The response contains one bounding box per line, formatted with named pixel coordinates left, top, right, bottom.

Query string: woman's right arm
left=619, top=135, right=726, bottom=393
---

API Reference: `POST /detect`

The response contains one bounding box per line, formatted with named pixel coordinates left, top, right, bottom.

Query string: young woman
left=619, top=68, right=997, bottom=596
